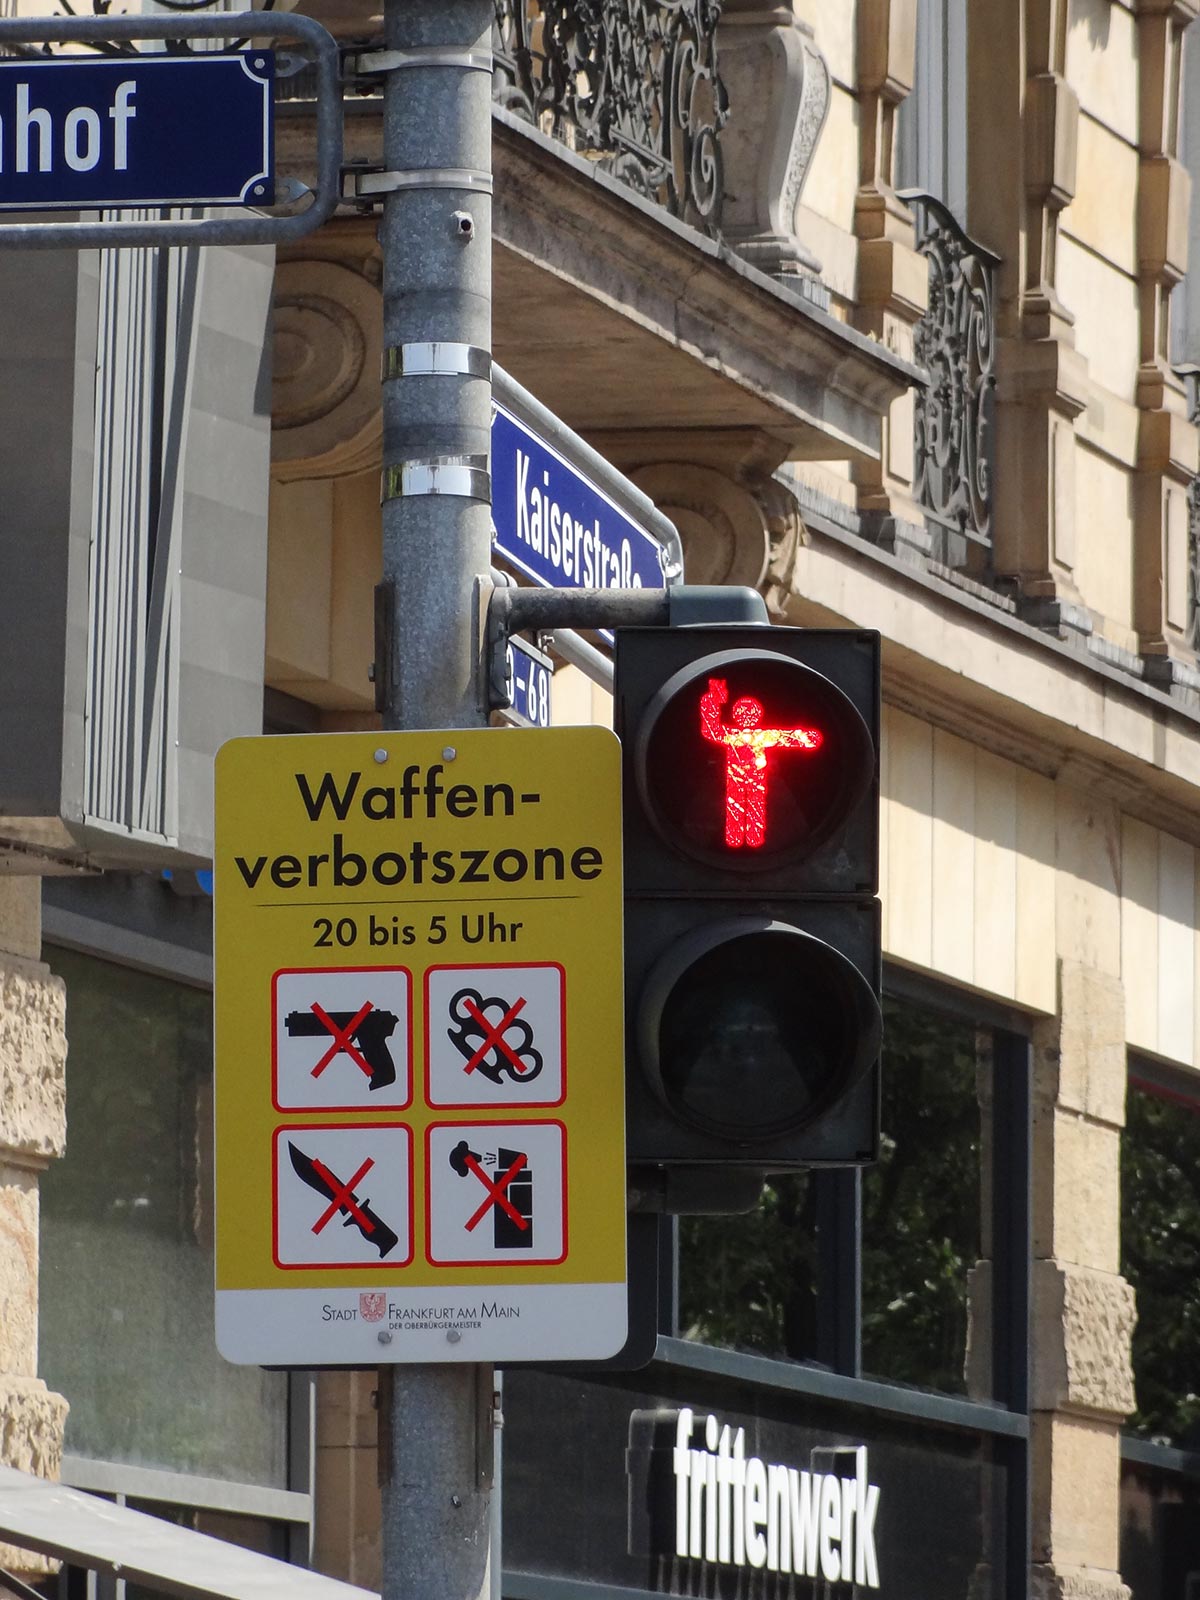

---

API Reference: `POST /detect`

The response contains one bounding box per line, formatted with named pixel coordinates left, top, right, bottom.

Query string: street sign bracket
left=346, top=45, right=494, bottom=78
left=0, top=12, right=342, bottom=250
left=346, top=166, right=494, bottom=203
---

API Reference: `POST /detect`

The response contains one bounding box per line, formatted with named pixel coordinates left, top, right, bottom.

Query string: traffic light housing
left=615, top=625, right=882, bottom=1212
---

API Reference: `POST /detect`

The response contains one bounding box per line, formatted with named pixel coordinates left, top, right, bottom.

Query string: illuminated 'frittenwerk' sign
left=645, top=1406, right=882, bottom=1588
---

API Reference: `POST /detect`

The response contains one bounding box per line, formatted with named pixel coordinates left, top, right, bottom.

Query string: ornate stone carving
left=628, top=462, right=771, bottom=589
left=718, top=6, right=830, bottom=278
left=271, top=259, right=382, bottom=483
left=493, top=0, right=729, bottom=234
left=907, top=191, right=998, bottom=559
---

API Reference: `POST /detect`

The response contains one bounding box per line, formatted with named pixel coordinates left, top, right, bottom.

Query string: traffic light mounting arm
left=485, top=584, right=769, bottom=712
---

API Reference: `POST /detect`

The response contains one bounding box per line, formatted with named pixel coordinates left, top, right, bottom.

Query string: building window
left=1122, top=1068, right=1200, bottom=1446
left=1120, top=1064, right=1200, bottom=1599
left=895, top=0, right=967, bottom=225
left=38, top=940, right=292, bottom=1491
left=677, top=1171, right=817, bottom=1358
left=861, top=995, right=983, bottom=1395
left=679, top=989, right=1007, bottom=1402
left=38, top=941, right=291, bottom=1489
left=895, top=0, right=996, bottom=568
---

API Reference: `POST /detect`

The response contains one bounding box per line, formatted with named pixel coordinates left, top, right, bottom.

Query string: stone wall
left=0, top=880, right=68, bottom=1578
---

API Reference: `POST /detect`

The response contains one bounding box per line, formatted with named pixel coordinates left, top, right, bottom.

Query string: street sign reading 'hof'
left=0, top=52, right=273, bottom=210
left=213, top=727, right=628, bottom=1367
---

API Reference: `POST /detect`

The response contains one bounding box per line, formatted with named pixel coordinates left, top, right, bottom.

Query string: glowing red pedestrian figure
left=699, top=678, right=823, bottom=848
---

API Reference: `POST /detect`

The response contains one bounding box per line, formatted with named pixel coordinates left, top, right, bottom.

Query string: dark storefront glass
left=1122, top=1076, right=1200, bottom=1444
left=38, top=946, right=290, bottom=1487
left=502, top=1364, right=1009, bottom=1599
left=861, top=997, right=983, bottom=1394
left=677, top=1173, right=817, bottom=1357
left=678, top=994, right=984, bottom=1396
left=1121, top=1454, right=1200, bottom=1598
left=1119, top=1073, right=1200, bottom=1598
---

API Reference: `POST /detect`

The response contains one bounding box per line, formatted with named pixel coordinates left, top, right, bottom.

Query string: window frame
left=38, top=877, right=316, bottom=1581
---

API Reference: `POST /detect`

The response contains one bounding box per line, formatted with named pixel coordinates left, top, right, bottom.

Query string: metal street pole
left=376, top=3, right=495, bottom=1598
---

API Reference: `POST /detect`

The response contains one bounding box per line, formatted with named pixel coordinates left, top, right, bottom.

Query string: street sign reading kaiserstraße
left=489, top=367, right=682, bottom=656
left=214, top=726, right=627, bottom=1367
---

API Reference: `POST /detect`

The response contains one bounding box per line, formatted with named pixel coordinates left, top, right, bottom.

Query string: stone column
left=851, top=0, right=930, bottom=552
left=1028, top=785, right=1136, bottom=1600
left=313, top=1371, right=381, bottom=1588
left=1133, top=0, right=1200, bottom=683
left=976, top=0, right=1092, bottom=639
left=0, top=879, right=69, bottom=1580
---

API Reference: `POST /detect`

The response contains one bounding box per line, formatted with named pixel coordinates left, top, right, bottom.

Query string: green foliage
left=679, top=995, right=982, bottom=1395
left=678, top=1174, right=817, bottom=1354
left=861, top=999, right=980, bottom=1393
left=1122, top=1086, right=1200, bottom=1444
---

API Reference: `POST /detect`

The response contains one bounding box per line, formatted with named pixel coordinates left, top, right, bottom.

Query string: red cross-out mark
left=461, top=996, right=530, bottom=1076
left=463, top=1152, right=528, bottom=1233
left=308, top=1001, right=374, bottom=1080
left=309, top=1155, right=375, bottom=1236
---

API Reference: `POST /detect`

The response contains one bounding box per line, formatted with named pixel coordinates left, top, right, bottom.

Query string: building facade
left=2, top=0, right=1200, bottom=1596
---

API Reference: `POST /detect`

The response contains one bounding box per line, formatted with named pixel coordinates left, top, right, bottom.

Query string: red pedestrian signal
left=615, top=626, right=882, bottom=1213
left=698, top=677, right=822, bottom=849
left=629, top=640, right=877, bottom=892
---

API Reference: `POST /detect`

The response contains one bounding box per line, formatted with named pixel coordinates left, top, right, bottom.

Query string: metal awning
left=0, top=1467, right=379, bottom=1600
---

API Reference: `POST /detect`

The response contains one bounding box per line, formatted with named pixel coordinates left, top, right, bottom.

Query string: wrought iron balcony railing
left=1183, top=369, right=1200, bottom=653
left=903, top=191, right=999, bottom=563
left=493, top=0, right=728, bottom=235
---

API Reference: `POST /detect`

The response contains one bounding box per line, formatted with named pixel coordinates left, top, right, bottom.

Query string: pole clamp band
left=383, top=456, right=491, bottom=502
left=349, top=46, right=493, bottom=76
left=383, top=343, right=491, bottom=381
left=350, top=167, right=493, bottom=200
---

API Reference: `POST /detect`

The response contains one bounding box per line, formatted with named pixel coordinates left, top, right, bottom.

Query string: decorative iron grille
left=905, top=191, right=998, bottom=559
left=1184, top=370, right=1200, bottom=652
left=493, top=0, right=728, bottom=234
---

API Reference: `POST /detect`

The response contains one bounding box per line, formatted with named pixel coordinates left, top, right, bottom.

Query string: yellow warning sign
left=213, top=726, right=626, bottom=1366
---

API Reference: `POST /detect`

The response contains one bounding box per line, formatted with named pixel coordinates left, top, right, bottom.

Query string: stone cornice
left=489, top=105, right=921, bottom=460
left=784, top=514, right=1200, bottom=844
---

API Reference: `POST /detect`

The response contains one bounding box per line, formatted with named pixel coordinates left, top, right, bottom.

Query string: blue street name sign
left=0, top=53, right=273, bottom=211
left=491, top=401, right=668, bottom=595
left=507, top=636, right=553, bottom=728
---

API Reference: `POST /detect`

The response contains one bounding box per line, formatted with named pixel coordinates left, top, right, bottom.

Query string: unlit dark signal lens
left=639, top=922, right=881, bottom=1144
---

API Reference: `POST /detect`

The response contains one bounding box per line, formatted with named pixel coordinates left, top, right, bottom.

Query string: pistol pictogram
left=285, top=1003, right=399, bottom=1092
